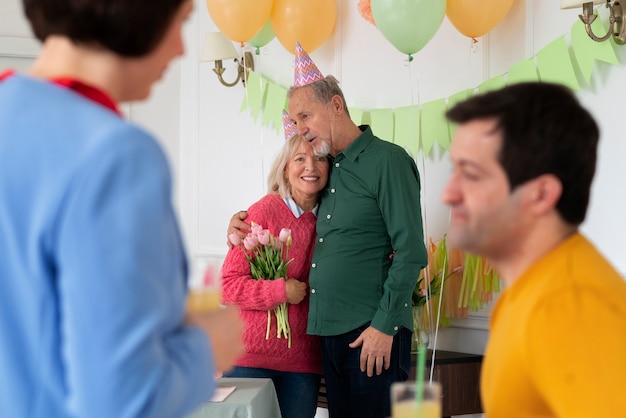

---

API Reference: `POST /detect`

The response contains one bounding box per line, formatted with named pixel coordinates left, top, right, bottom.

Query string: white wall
left=2, top=0, right=625, bottom=359
left=180, top=0, right=626, bottom=354
left=182, top=0, right=626, bottom=270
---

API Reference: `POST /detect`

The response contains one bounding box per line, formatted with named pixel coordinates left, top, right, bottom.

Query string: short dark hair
left=446, top=82, right=599, bottom=225
left=23, top=0, right=187, bottom=57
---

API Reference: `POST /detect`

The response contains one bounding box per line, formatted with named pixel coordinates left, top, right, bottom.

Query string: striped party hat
left=294, top=42, right=324, bottom=87
left=283, top=110, right=298, bottom=141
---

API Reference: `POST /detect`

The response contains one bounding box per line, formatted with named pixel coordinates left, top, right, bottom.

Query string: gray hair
left=287, top=75, right=350, bottom=116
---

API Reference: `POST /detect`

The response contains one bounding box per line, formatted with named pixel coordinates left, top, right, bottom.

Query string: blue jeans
left=320, top=324, right=412, bottom=418
left=223, top=366, right=321, bottom=418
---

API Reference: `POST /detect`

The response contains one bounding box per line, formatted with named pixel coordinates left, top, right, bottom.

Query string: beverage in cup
left=391, top=381, right=442, bottom=418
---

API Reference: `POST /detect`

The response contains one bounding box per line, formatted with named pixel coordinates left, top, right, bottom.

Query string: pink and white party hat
left=293, top=42, right=324, bottom=87
left=283, top=110, right=298, bottom=141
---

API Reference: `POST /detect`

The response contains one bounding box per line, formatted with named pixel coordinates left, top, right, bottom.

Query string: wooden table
left=410, top=349, right=483, bottom=418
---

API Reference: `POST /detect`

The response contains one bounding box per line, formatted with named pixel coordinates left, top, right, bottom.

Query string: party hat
left=294, top=42, right=324, bottom=87
left=283, top=110, right=298, bottom=141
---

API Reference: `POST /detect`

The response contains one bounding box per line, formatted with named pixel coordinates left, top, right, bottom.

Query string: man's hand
left=348, top=326, right=393, bottom=377
left=285, top=278, right=307, bottom=304
left=186, top=305, right=244, bottom=373
left=226, top=211, right=251, bottom=248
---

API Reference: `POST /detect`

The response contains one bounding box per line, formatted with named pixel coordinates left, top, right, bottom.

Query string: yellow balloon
left=271, top=0, right=337, bottom=54
left=446, top=0, right=514, bottom=39
left=206, top=0, right=273, bottom=43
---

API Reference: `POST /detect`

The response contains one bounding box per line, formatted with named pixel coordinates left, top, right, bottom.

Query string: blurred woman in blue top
left=0, top=0, right=243, bottom=417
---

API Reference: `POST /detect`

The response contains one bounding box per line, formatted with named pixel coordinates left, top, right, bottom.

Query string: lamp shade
left=200, top=32, right=239, bottom=62
left=560, top=0, right=605, bottom=10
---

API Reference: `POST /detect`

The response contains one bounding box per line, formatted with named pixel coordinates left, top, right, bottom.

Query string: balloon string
left=254, top=55, right=266, bottom=193
left=240, top=42, right=249, bottom=88
left=466, top=38, right=477, bottom=69
left=241, top=43, right=265, bottom=193
left=407, top=57, right=428, bottom=294
left=407, top=56, right=441, bottom=363
left=428, top=249, right=447, bottom=383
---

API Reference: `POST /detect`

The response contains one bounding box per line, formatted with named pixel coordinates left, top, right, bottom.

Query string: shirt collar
left=51, top=76, right=121, bottom=115
left=284, top=197, right=319, bottom=218
left=339, top=125, right=374, bottom=162
left=0, top=70, right=121, bottom=116
left=0, top=69, right=14, bottom=81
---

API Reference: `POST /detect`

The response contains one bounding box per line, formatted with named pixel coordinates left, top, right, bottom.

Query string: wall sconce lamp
left=200, top=32, right=254, bottom=87
left=561, top=0, right=625, bottom=44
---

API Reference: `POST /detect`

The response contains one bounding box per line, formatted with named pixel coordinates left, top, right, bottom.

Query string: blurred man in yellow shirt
left=442, top=82, right=626, bottom=418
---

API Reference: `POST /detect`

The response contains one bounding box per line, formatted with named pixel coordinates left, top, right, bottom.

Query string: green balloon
left=371, top=0, right=446, bottom=57
left=249, top=19, right=275, bottom=54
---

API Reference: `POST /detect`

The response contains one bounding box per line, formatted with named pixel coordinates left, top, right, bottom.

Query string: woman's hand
left=285, top=278, right=306, bottom=304
left=186, top=305, right=244, bottom=372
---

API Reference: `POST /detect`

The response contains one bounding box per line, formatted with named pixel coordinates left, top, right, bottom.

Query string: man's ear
left=528, top=174, right=562, bottom=215
left=330, top=95, right=344, bottom=115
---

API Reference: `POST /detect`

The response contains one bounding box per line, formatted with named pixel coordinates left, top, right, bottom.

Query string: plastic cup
left=391, top=381, right=442, bottom=418
left=187, top=261, right=221, bottom=312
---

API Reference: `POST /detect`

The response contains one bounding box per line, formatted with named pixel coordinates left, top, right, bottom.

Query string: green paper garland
left=242, top=19, right=618, bottom=157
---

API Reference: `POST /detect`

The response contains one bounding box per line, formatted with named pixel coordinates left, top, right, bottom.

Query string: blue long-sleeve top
left=0, top=75, right=215, bottom=417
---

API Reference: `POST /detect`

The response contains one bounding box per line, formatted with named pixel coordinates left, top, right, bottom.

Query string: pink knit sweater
left=221, top=193, right=322, bottom=374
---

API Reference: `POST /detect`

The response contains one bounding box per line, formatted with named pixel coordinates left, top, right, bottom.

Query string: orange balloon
left=206, top=0, right=273, bottom=43
left=446, top=0, right=514, bottom=39
left=271, top=0, right=337, bottom=54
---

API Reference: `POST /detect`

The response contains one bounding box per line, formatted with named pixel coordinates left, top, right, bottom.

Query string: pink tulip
left=258, top=229, right=271, bottom=246
left=243, top=235, right=259, bottom=251
left=278, top=228, right=291, bottom=243
left=250, top=222, right=263, bottom=235
left=228, top=233, right=241, bottom=246
left=270, top=234, right=283, bottom=250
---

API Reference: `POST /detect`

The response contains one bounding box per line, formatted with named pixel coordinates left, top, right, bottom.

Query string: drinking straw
left=415, top=344, right=426, bottom=404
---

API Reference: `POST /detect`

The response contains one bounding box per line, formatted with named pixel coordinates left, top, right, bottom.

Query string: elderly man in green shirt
left=229, top=44, right=427, bottom=418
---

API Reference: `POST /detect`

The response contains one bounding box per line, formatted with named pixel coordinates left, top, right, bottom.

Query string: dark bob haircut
left=23, top=0, right=187, bottom=57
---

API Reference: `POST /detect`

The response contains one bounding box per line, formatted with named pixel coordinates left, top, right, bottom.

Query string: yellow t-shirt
left=482, top=233, right=626, bottom=417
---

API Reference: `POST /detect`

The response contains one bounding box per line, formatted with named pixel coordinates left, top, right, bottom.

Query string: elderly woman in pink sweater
left=221, top=134, right=329, bottom=418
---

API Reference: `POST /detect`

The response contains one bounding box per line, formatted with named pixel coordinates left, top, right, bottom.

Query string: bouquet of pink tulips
left=229, top=222, right=294, bottom=347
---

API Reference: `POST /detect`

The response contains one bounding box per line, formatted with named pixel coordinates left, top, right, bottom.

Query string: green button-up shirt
left=307, top=126, right=428, bottom=337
